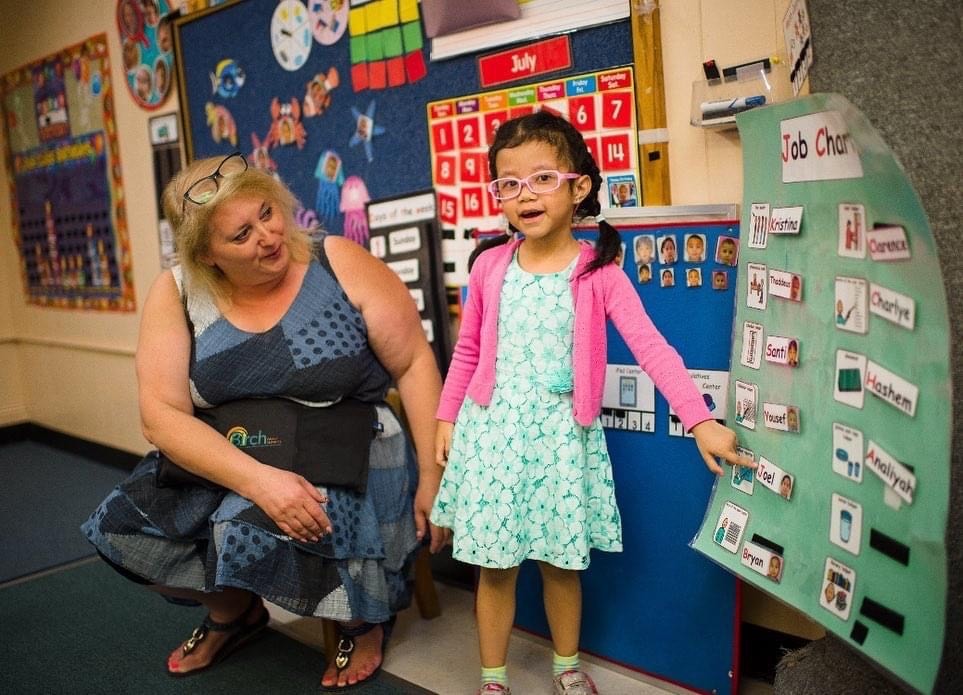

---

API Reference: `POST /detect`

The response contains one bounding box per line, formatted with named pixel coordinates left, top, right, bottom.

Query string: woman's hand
left=414, top=477, right=450, bottom=554
left=690, top=420, right=754, bottom=475
left=435, top=421, right=454, bottom=467
left=248, top=467, right=331, bottom=543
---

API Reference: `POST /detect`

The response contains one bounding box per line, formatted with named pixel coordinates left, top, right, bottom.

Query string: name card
left=864, top=359, right=918, bottom=417
left=865, top=440, right=916, bottom=504
left=763, top=402, right=801, bottom=433
left=768, top=205, right=803, bottom=234
left=867, top=225, right=910, bottom=261
left=742, top=540, right=783, bottom=583
left=757, top=456, right=794, bottom=499
left=768, top=268, right=803, bottom=301
left=764, top=335, right=800, bottom=367
left=869, top=282, right=915, bottom=330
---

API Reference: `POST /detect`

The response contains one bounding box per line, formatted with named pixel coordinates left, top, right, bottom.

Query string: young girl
left=430, top=111, right=748, bottom=695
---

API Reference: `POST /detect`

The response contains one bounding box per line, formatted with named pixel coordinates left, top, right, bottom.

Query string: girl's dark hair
left=472, top=110, right=621, bottom=276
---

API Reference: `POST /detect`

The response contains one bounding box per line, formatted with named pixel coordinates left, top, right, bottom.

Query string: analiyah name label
left=864, top=440, right=916, bottom=505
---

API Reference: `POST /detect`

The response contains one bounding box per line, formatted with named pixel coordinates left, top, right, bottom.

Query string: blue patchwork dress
left=431, top=254, right=622, bottom=570
left=82, top=241, right=419, bottom=622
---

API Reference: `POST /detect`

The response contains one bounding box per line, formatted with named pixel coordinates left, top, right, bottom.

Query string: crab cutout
left=265, top=97, right=307, bottom=149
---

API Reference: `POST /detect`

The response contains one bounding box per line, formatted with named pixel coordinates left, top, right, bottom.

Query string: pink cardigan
left=437, top=239, right=713, bottom=430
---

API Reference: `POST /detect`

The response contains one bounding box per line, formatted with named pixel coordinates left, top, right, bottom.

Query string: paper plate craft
left=117, top=0, right=174, bottom=110
left=308, top=0, right=349, bottom=45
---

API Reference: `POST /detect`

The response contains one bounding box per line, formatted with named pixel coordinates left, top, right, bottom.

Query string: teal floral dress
left=431, top=254, right=622, bottom=570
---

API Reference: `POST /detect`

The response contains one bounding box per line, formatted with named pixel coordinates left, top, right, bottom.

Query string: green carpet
left=0, top=561, right=433, bottom=694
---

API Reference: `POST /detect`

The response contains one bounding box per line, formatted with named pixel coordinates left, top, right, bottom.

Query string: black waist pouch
left=155, top=398, right=379, bottom=493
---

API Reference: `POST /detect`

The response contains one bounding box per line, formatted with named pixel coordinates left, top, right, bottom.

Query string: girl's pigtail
left=585, top=218, right=621, bottom=274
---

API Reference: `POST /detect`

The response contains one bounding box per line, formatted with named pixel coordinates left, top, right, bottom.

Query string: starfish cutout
left=349, top=100, right=386, bottom=162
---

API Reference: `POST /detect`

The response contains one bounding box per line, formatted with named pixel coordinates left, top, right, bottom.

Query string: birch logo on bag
left=226, top=426, right=283, bottom=450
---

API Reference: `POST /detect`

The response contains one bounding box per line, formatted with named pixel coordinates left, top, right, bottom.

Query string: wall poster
left=1, top=34, right=135, bottom=311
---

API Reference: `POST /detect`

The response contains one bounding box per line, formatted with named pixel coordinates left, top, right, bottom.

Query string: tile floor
left=268, top=581, right=774, bottom=695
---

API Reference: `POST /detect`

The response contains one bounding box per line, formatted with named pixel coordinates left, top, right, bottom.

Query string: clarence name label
left=867, top=225, right=911, bottom=261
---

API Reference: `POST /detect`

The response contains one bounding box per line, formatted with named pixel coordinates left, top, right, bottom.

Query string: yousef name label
left=768, top=268, right=803, bottom=301
left=865, top=440, right=916, bottom=504
left=867, top=225, right=911, bottom=261
left=763, top=402, right=801, bottom=433
left=869, top=282, right=915, bottom=330
left=864, top=360, right=918, bottom=417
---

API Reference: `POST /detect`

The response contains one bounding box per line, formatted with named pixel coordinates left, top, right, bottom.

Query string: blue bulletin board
left=514, top=206, right=743, bottom=695
left=171, top=0, right=633, bottom=237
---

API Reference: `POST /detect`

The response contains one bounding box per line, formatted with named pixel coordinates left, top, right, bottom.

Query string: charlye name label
left=864, top=359, right=918, bottom=416
left=869, top=282, right=915, bottom=330
left=865, top=439, right=916, bottom=504
left=780, top=110, right=863, bottom=183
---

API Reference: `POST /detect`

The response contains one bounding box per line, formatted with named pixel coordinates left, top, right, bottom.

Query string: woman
left=81, top=152, right=446, bottom=689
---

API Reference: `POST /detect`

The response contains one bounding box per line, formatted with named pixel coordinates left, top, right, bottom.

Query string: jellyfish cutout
left=340, top=175, right=370, bottom=246
left=314, top=149, right=344, bottom=227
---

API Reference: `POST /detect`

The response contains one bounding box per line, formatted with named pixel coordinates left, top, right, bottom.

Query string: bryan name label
left=741, top=540, right=783, bottom=583
left=865, top=440, right=916, bottom=504
left=869, top=282, right=915, bottom=329
left=867, top=225, right=911, bottom=261
left=864, top=360, right=918, bottom=416
left=768, top=206, right=803, bottom=235
left=780, top=110, right=863, bottom=183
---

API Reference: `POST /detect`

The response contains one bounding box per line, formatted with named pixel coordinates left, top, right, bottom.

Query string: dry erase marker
left=701, top=95, right=767, bottom=118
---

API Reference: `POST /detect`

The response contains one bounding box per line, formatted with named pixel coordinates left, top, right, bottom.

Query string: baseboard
left=0, top=422, right=141, bottom=471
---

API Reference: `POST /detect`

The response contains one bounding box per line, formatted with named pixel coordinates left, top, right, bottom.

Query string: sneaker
left=477, top=684, right=511, bottom=694
left=553, top=669, right=599, bottom=694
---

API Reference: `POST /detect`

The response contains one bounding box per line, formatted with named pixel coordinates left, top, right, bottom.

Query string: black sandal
left=169, top=594, right=270, bottom=677
left=318, top=615, right=396, bottom=692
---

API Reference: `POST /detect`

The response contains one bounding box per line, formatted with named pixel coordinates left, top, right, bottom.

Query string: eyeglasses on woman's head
left=182, top=152, right=248, bottom=208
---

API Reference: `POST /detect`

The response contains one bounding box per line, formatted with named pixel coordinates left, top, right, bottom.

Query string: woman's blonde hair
left=161, top=154, right=315, bottom=301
